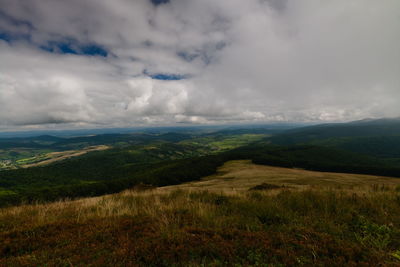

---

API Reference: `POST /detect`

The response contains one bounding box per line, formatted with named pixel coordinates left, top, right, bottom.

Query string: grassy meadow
left=180, top=134, right=267, bottom=152
left=159, top=160, right=400, bottom=193
left=1, top=161, right=400, bottom=266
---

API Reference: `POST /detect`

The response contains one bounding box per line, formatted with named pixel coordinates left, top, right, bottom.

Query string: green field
left=0, top=149, right=54, bottom=170
left=181, top=134, right=267, bottom=151
left=0, top=189, right=16, bottom=197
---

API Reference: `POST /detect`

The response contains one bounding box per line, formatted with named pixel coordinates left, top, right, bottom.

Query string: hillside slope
left=268, top=118, right=400, bottom=145
left=159, top=160, right=400, bottom=193
left=1, top=162, right=400, bottom=266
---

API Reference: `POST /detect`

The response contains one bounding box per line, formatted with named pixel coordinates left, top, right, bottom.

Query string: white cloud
left=0, top=0, right=399, bottom=130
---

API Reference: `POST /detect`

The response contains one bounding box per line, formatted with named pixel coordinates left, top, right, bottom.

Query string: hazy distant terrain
left=0, top=125, right=287, bottom=170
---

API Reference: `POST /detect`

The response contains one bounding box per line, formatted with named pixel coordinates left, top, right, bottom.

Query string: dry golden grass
left=1, top=160, right=400, bottom=266
left=2, top=160, right=399, bottom=230
left=158, top=160, right=400, bottom=193
left=1, top=185, right=400, bottom=266
left=0, top=189, right=217, bottom=235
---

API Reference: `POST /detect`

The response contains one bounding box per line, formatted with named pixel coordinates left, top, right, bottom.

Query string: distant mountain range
left=0, top=123, right=303, bottom=139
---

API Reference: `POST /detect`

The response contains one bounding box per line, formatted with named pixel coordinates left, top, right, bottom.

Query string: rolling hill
left=1, top=160, right=399, bottom=266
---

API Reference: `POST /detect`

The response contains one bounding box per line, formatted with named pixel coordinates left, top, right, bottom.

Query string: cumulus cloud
left=0, top=0, right=399, bottom=129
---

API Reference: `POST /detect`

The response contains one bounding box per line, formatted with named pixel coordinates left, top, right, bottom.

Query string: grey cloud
left=0, top=0, right=399, bottom=130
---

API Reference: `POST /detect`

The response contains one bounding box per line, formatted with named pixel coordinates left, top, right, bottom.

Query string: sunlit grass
left=1, top=187, right=400, bottom=266
left=159, top=160, right=400, bottom=193
left=1, top=161, right=400, bottom=266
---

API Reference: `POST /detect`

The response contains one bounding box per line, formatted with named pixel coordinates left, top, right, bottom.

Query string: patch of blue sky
left=144, top=70, right=189, bottom=80
left=40, top=40, right=108, bottom=57
left=151, top=0, right=170, bottom=5
left=0, top=31, right=31, bottom=43
left=0, top=32, right=11, bottom=42
left=150, top=74, right=187, bottom=80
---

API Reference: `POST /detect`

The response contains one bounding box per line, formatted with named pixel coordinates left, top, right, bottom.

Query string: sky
left=0, top=0, right=399, bottom=130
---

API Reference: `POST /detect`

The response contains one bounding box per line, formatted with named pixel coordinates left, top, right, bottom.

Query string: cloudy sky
left=0, top=0, right=399, bottom=130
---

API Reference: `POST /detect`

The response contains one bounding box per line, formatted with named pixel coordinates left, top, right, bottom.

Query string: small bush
left=131, top=183, right=156, bottom=192
left=249, top=183, right=285, bottom=191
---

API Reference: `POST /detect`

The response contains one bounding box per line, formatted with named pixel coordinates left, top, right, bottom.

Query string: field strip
left=21, top=145, right=110, bottom=168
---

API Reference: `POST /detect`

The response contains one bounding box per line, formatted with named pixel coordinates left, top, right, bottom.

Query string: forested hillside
left=268, top=118, right=400, bottom=145
left=0, top=129, right=268, bottom=206
left=267, top=119, right=400, bottom=160
left=1, top=121, right=400, bottom=207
